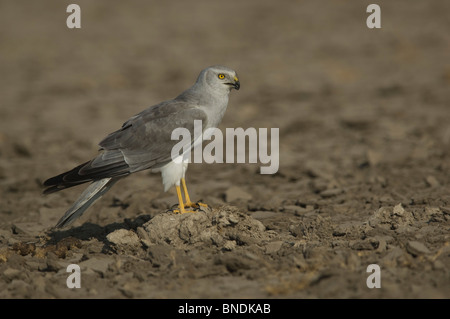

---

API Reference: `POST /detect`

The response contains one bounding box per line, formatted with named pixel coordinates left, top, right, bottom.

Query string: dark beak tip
left=234, top=82, right=240, bottom=90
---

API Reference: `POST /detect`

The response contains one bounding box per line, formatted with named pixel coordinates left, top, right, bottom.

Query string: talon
left=181, top=178, right=208, bottom=210
left=184, top=201, right=208, bottom=209
left=173, top=186, right=197, bottom=214
left=184, top=201, right=195, bottom=208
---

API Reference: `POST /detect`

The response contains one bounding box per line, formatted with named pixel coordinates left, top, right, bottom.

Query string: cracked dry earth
left=1, top=199, right=449, bottom=298
left=1, top=0, right=450, bottom=298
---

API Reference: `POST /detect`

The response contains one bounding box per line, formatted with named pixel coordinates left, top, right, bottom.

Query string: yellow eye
left=218, top=74, right=225, bottom=79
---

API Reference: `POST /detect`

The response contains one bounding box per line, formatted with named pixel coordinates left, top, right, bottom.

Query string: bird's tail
left=55, top=177, right=119, bottom=228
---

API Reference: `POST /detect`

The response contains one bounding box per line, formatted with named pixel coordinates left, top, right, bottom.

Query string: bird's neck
left=177, top=84, right=229, bottom=107
left=177, top=84, right=230, bottom=128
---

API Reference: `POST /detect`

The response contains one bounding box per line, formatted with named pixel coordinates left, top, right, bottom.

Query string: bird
left=43, top=65, right=240, bottom=228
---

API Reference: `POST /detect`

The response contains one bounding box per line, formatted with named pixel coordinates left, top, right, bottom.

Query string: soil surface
left=1, top=1, right=449, bottom=298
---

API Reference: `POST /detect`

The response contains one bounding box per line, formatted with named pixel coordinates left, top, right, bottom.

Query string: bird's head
left=197, top=65, right=240, bottom=94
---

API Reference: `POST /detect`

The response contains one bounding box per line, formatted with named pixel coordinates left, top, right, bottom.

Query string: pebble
left=393, top=203, right=406, bottom=216
left=406, top=241, right=431, bottom=256
left=106, top=229, right=140, bottom=246
left=265, top=241, right=283, bottom=254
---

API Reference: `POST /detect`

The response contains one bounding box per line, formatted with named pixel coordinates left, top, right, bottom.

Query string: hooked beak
left=228, top=76, right=240, bottom=90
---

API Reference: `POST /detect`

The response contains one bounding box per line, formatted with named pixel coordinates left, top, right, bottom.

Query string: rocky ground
left=0, top=0, right=449, bottom=298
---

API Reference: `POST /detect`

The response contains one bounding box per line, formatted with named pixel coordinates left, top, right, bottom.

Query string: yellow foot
left=185, top=201, right=208, bottom=209
left=173, top=184, right=197, bottom=214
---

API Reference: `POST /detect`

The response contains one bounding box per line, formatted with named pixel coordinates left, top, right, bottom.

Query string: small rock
left=228, top=214, right=240, bottom=225
left=106, top=229, right=140, bottom=246
left=265, top=241, right=283, bottom=254
left=406, top=241, right=431, bottom=256
left=393, top=203, right=405, bottom=216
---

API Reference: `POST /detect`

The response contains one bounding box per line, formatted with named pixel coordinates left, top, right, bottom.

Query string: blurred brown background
left=0, top=0, right=449, bottom=298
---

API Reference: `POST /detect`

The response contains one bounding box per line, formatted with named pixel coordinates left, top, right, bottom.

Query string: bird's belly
left=155, top=157, right=188, bottom=192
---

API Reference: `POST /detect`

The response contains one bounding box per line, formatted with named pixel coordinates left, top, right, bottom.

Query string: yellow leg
left=173, top=185, right=194, bottom=214
left=181, top=178, right=193, bottom=206
left=181, top=178, right=208, bottom=208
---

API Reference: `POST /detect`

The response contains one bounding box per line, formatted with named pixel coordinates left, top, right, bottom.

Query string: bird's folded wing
left=98, top=100, right=208, bottom=172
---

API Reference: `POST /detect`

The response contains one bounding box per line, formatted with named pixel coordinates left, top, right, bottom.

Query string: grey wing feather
left=43, top=99, right=206, bottom=194
left=99, top=99, right=207, bottom=172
